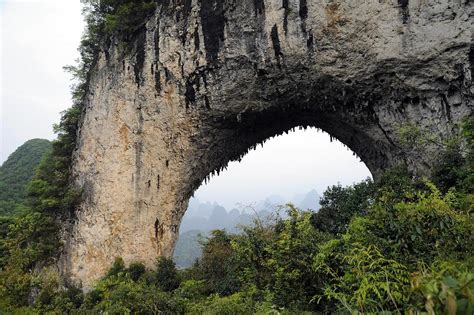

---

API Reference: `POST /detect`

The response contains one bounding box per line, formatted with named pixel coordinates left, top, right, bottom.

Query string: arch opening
left=173, top=127, right=371, bottom=268
left=179, top=104, right=390, bottom=214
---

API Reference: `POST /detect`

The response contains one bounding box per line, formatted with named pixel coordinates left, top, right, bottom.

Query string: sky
left=0, top=0, right=84, bottom=164
left=0, top=0, right=372, bottom=208
left=194, top=128, right=371, bottom=209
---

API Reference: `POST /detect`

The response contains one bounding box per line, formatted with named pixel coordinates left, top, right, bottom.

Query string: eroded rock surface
left=62, top=0, right=473, bottom=288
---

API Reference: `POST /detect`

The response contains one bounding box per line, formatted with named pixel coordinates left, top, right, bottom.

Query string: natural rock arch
left=62, top=0, right=473, bottom=288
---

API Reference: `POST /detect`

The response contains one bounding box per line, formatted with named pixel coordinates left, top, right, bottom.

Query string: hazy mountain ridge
left=174, top=189, right=322, bottom=267
left=173, top=230, right=205, bottom=269
left=180, top=190, right=321, bottom=234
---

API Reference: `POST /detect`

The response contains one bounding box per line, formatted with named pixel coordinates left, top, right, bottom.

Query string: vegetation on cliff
left=0, top=0, right=158, bottom=300
left=83, top=0, right=156, bottom=38
left=76, top=0, right=156, bottom=62
left=0, top=110, right=82, bottom=307
left=0, top=1, right=158, bottom=309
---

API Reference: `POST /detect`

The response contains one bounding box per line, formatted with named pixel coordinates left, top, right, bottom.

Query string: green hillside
left=0, top=139, right=51, bottom=216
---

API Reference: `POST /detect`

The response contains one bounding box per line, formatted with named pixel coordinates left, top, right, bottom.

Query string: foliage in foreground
left=1, top=158, right=472, bottom=313
left=0, top=112, right=472, bottom=315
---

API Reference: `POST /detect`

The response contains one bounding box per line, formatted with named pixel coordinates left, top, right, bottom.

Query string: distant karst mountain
left=173, top=189, right=322, bottom=268
left=0, top=139, right=51, bottom=216
left=173, top=230, right=205, bottom=269
left=297, top=189, right=321, bottom=211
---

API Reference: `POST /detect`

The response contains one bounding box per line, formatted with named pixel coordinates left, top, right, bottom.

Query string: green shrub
left=263, top=206, right=332, bottom=310
left=176, top=280, right=207, bottom=300
left=82, top=0, right=156, bottom=42
left=410, top=260, right=474, bottom=314
left=197, top=230, right=241, bottom=295
left=312, top=176, right=473, bottom=312
left=315, top=242, right=410, bottom=312
left=106, top=257, right=126, bottom=278
left=311, top=179, right=375, bottom=235
left=351, top=183, right=473, bottom=265
left=231, top=223, right=275, bottom=292
left=155, top=257, right=180, bottom=292
left=49, top=286, right=83, bottom=314
left=104, top=1, right=156, bottom=37
left=187, top=293, right=254, bottom=315
left=88, top=274, right=186, bottom=314
left=127, top=262, right=146, bottom=282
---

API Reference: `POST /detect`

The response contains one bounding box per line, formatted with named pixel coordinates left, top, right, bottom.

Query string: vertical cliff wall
left=62, top=0, right=473, bottom=288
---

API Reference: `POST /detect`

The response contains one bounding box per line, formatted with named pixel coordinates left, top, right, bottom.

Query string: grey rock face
left=62, top=0, right=473, bottom=288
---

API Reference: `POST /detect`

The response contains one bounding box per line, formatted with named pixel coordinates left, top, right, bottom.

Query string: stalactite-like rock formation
left=62, top=0, right=473, bottom=288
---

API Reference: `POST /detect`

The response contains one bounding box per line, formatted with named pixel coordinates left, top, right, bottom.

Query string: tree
left=197, top=230, right=241, bottom=295
left=313, top=180, right=474, bottom=313
left=81, top=0, right=156, bottom=40
left=127, top=262, right=146, bottom=282
left=155, top=257, right=180, bottom=292
left=311, top=179, right=375, bottom=235
left=263, top=206, right=332, bottom=310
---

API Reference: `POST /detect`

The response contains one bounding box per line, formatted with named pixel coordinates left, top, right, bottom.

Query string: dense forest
left=0, top=1, right=472, bottom=313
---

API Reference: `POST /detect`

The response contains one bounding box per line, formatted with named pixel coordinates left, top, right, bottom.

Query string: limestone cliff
left=62, top=0, right=473, bottom=288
